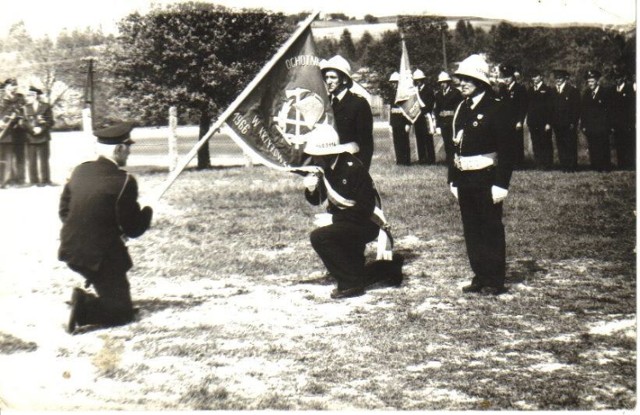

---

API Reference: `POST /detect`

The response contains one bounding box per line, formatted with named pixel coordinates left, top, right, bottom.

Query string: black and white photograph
left=0, top=0, right=636, bottom=410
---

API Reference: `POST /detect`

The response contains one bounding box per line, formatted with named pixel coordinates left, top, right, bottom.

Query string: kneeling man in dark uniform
left=59, top=122, right=153, bottom=333
left=301, top=130, right=400, bottom=299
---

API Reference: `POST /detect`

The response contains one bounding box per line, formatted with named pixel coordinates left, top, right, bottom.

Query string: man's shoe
left=481, top=286, right=508, bottom=296
left=462, top=284, right=483, bottom=293
left=67, top=288, right=86, bottom=334
left=330, top=286, right=365, bottom=299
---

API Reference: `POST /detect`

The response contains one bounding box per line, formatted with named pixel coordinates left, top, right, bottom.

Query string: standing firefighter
left=388, top=71, right=412, bottom=165
left=320, top=55, right=374, bottom=171
left=59, top=122, right=153, bottom=333
left=433, top=71, right=463, bottom=166
left=448, top=54, right=514, bottom=296
left=412, top=69, right=436, bottom=165
left=22, top=86, right=54, bottom=186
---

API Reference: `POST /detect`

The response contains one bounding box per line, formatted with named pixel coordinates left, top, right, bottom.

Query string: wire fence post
left=168, top=106, right=178, bottom=172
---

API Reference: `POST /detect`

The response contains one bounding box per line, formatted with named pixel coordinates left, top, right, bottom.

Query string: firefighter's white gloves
left=491, top=186, right=508, bottom=204
left=449, top=183, right=458, bottom=199
left=303, top=174, right=319, bottom=192
left=449, top=184, right=508, bottom=204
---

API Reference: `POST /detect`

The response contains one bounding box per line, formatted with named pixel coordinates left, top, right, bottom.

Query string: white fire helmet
left=454, top=54, right=491, bottom=86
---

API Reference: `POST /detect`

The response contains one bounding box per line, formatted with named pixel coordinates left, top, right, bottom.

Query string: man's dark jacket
left=332, top=90, right=374, bottom=170
left=59, top=157, right=152, bottom=273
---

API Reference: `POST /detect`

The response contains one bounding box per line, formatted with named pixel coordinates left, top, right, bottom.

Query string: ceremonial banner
left=226, top=27, right=337, bottom=169
left=395, top=39, right=421, bottom=123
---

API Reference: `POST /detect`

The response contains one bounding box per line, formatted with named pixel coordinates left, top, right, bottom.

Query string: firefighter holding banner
left=301, top=130, right=401, bottom=299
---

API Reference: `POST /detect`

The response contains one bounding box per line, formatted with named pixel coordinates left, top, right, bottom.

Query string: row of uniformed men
left=0, top=78, right=55, bottom=187
left=389, top=65, right=636, bottom=172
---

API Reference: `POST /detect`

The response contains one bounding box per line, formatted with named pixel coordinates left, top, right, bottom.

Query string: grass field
left=0, top=132, right=635, bottom=410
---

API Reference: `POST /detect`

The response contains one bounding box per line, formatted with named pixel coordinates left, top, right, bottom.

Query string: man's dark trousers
left=458, top=185, right=505, bottom=288
left=310, top=221, right=379, bottom=290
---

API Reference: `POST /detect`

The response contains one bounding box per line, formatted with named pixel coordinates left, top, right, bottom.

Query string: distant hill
left=310, top=15, right=634, bottom=41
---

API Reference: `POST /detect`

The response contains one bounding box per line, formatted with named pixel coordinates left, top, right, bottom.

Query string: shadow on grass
left=507, top=258, right=547, bottom=285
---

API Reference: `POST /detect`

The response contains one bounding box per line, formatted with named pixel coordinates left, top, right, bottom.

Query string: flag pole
left=153, top=10, right=321, bottom=201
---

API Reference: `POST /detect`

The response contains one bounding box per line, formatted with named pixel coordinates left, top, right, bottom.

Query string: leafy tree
left=363, top=30, right=402, bottom=104
left=397, top=15, right=449, bottom=84
left=316, top=37, right=338, bottom=59
left=0, top=22, right=110, bottom=129
left=329, top=13, right=350, bottom=21
left=107, top=2, right=291, bottom=167
left=338, top=29, right=356, bottom=61
left=355, top=30, right=374, bottom=63
left=364, top=15, right=379, bottom=24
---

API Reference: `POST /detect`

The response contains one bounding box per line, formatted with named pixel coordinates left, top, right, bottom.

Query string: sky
left=0, top=0, right=636, bottom=38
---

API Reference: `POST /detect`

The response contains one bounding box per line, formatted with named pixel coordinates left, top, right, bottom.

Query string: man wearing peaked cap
left=580, top=68, right=612, bottom=171
left=550, top=68, right=580, bottom=171
left=59, top=121, right=153, bottom=334
left=320, top=55, right=374, bottom=170
left=497, top=63, right=528, bottom=167
left=302, top=132, right=402, bottom=299
left=526, top=69, right=554, bottom=169
left=412, top=69, right=436, bottom=165
left=0, top=77, right=26, bottom=187
left=23, top=85, right=55, bottom=185
left=449, top=54, right=515, bottom=296
left=609, top=67, right=636, bottom=169
left=433, top=71, right=463, bottom=166
left=93, top=121, right=136, bottom=145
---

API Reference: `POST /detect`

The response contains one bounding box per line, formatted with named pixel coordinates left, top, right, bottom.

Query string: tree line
left=0, top=2, right=634, bottom=130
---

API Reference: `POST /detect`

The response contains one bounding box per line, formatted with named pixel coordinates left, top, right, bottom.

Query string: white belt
left=454, top=152, right=497, bottom=171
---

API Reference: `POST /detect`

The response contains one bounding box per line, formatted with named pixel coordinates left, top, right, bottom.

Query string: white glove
left=313, top=213, right=332, bottom=227
left=491, top=186, right=508, bottom=204
left=376, top=229, right=393, bottom=261
left=449, top=183, right=458, bottom=199
left=33, top=127, right=43, bottom=135
left=303, top=174, right=319, bottom=192
left=435, top=127, right=442, bottom=136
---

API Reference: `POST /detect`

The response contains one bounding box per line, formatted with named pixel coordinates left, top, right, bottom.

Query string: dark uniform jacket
left=305, top=153, right=376, bottom=226
left=434, top=87, right=463, bottom=129
left=417, top=85, right=435, bottom=116
left=59, top=157, right=152, bottom=273
left=609, top=82, right=635, bottom=131
left=0, top=93, right=26, bottom=144
left=332, top=90, right=374, bottom=170
left=499, top=82, right=528, bottom=128
left=22, top=101, right=54, bottom=144
left=526, top=83, right=553, bottom=128
left=551, top=83, right=580, bottom=128
left=449, top=93, right=514, bottom=189
left=580, top=86, right=611, bottom=137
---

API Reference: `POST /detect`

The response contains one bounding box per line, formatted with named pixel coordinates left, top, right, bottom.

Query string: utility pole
left=441, top=24, right=448, bottom=70
left=84, top=58, right=95, bottom=130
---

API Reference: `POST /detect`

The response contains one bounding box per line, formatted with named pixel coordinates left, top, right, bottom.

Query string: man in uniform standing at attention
left=497, top=64, right=528, bottom=167
left=0, top=78, right=26, bottom=187
left=412, top=69, right=436, bottom=165
left=550, top=69, right=581, bottom=172
left=580, top=69, right=612, bottom=171
left=22, top=86, right=54, bottom=186
left=388, top=72, right=411, bottom=165
left=59, top=122, right=153, bottom=334
left=526, top=69, right=554, bottom=169
left=609, top=68, right=635, bottom=170
left=433, top=71, right=463, bottom=167
left=448, top=54, right=514, bottom=296
left=320, top=55, right=374, bottom=171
